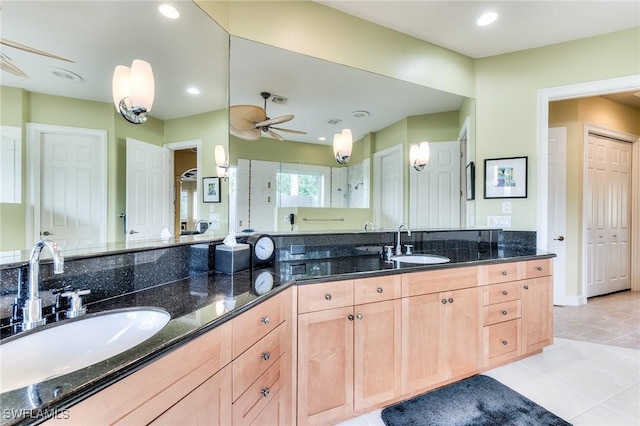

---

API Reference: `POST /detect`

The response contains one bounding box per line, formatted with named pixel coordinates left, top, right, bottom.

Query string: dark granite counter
left=0, top=235, right=554, bottom=425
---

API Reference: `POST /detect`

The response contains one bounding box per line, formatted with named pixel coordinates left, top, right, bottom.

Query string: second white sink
left=0, top=307, right=171, bottom=393
left=391, top=254, right=451, bottom=264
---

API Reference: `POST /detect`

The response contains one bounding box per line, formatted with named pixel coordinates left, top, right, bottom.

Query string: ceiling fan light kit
left=333, top=128, right=353, bottom=165
left=112, top=59, right=155, bottom=124
left=229, top=92, right=306, bottom=141
left=410, top=141, right=431, bottom=171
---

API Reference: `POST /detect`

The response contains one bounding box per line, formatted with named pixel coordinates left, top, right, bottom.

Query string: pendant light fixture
left=112, top=59, right=155, bottom=124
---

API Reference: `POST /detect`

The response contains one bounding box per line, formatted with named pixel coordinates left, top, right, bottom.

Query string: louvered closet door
left=586, top=134, right=632, bottom=297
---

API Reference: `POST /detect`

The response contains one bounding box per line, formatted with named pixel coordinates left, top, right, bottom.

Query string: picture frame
left=202, top=177, right=221, bottom=203
left=465, top=162, right=475, bottom=201
left=484, top=156, right=528, bottom=199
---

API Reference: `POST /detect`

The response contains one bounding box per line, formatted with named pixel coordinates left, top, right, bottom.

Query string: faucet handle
left=384, top=246, right=394, bottom=262
left=404, top=244, right=414, bottom=255
left=60, top=289, right=90, bottom=318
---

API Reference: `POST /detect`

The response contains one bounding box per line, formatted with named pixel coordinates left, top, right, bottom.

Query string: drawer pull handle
left=502, top=291, right=508, bottom=295
left=261, top=316, right=271, bottom=325
left=502, top=310, right=508, bottom=315
left=348, top=314, right=355, bottom=321
left=261, top=352, right=271, bottom=361
left=501, top=271, right=508, bottom=276
left=524, top=285, right=529, bottom=290
left=356, top=312, right=363, bottom=320
left=502, top=340, right=508, bottom=346
left=377, top=287, right=383, bottom=293
left=441, top=299, right=448, bottom=304
left=261, top=388, right=270, bottom=398
left=537, top=266, right=543, bottom=271
left=325, top=294, right=332, bottom=300
left=448, top=298, right=454, bottom=303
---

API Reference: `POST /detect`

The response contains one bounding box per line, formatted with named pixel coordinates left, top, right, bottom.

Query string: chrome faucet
left=23, top=240, right=64, bottom=330
left=363, top=221, right=374, bottom=232
left=396, top=224, right=411, bottom=255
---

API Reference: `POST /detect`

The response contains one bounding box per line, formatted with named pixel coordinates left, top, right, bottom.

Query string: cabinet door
left=401, top=293, right=445, bottom=394
left=444, top=287, right=481, bottom=379
left=522, top=277, right=553, bottom=353
left=298, top=307, right=354, bottom=425
left=354, top=299, right=401, bottom=410
left=150, top=365, right=232, bottom=426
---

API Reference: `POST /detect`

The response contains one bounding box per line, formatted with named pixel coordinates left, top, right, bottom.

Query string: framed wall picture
left=484, top=156, right=528, bottom=199
left=465, top=162, right=475, bottom=201
left=203, top=177, right=221, bottom=203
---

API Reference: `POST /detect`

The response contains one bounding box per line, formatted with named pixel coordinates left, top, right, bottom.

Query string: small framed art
left=203, top=177, right=221, bottom=203
left=483, top=157, right=528, bottom=199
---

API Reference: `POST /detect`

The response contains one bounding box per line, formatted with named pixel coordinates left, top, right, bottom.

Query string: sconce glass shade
left=217, top=166, right=229, bottom=179
left=410, top=141, right=430, bottom=171
left=215, top=145, right=228, bottom=168
left=112, top=60, right=154, bottom=124
left=333, top=129, right=353, bottom=164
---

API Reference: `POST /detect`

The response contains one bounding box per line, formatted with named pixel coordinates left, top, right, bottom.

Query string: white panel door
left=249, top=160, right=278, bottom=232
left=374, top=146, right=403, bottom=229
left=125, top=138, right=172, bottom=241
left=409, top=141, right=460, bottom=228
left=38, top=127, right=106, bottom=248
left=586, top=134, right=631, bottom=297
left=547, top=127, right=567, bottom=305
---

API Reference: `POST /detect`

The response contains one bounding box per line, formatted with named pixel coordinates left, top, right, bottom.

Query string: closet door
left=586, top=134, right=631, bottom=297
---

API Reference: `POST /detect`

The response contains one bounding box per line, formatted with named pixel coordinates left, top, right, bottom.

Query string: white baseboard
left=564, top=295, right=586, bottom=306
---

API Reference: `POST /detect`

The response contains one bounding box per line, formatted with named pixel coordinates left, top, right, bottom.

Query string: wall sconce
left=410, top=141, right=430, bottom=171
left=112, top=59, right=155, bottom=124
left=333, top=129, right=353, bottom=164
left=215, top=144, right=229, bottom=180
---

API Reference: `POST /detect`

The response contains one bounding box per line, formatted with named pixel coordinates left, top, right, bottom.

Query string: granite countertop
left=0, top=247, right=555, bottom=425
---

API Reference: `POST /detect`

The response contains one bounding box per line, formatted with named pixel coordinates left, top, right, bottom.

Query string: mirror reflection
left=0, top=1, right=230, bottom=259
left=228, top=37, right=476, bottom=233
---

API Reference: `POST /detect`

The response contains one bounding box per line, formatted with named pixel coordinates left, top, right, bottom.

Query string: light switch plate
left=502, top=202, right=512, bottom=213
left=487, top=216, right=512, bottom=228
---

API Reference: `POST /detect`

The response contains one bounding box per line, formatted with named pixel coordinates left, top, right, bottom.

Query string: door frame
left=373, top=144, right=403, bottom=229
left=26, top=123, right=108, bottom=247
left=164, top=139, right=202, bottom=227
left=536, top=74, right=640, bottom=304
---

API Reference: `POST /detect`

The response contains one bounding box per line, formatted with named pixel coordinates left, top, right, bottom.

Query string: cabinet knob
left=261, top=316, right=271, bottom=325
left=348, top=314, right=355, bottom=321
left=502, top=340, right=508, bottom=346
left=441, top=299, right=448, bottom=304
left=261, top=388, right=270, bottom=398
left=524, top=285, right=529, bottom=290
left=502, top=310, right=508, bottom=315
left=377, top=287, right=383, bottom=293
left=501, top=271, right=508, bottom=276
left=537, top=266, right=543, bottom=271
left=448, top=298, right=454, bottom=303
left=356, top=312, right=363, bottom=320
left=325, top=294, right=332, bottom=300
left=502, top=291, right=508, bottom=296
left=261, top=352, right=271, bottom=361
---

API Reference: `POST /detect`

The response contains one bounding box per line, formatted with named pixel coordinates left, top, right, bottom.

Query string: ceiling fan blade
left=0, top=56, right=28, bottom=78
left=0, top=38, right=75, bottom=63
left=271, top=127, right=307, bottom=135
left=230, top=126, right=262, bottom=141
left=230, top=105, right=267, bottom=130
left=255, top=114, right=294, bottom=128
left=265, top=130, right=283, bottom=141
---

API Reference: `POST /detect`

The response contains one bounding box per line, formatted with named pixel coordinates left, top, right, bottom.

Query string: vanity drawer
left=401, top=266, right=479, bottom=297
left=298, top=280, right=354, bottom=313
left=484, top=319, right=520, bottom=362
left=483, top=300, right=521, bottom=326
left=354, top=274, right=401, bottom=304
left=233, top=351, right=290, bottom=426
left=233, top=321, right=290, bottom=402
left=524, top=259, right=553, bottom=279
left=483, top=281, right=522, bottom=305
left=233, top=290, right=290, bottom=358
left=484, top=262, right=520, bottom=284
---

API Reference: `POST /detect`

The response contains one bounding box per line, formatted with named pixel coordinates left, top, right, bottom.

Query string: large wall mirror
left=0, top=1, right=230, bottom=261
left=228, top=37, right=476, bottom=234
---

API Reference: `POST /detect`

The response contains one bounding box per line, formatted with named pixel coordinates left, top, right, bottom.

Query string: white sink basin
left=0, top=307, right=170, bottom=393
left=391, top=254, right=451, bottom=264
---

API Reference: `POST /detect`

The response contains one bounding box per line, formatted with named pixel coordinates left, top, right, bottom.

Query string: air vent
left=352, top=110, right=370, bottom=118
left=271, top=95, right=288, bottom=105
left=326, top=118, right=342, bottom=125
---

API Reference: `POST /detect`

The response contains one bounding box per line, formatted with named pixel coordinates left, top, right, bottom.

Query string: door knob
left=554, top=236, right=564, bottom=241
left=129, top=230, right=139, bottom=234
left=42, top=231, right=53, bottom=236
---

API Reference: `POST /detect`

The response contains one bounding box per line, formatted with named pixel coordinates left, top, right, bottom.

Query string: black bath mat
left=381, top=375, right=572, bottom=426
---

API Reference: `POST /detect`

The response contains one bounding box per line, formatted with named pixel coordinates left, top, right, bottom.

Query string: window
left=277, top=171, right=325, bottom=207
left=180, top=190, right=188, bottom=220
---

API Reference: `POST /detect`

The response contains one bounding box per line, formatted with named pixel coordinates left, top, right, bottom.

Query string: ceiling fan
left=0, top=38, right=75, bottom=79
left=230, top=91, right=306, bottom=141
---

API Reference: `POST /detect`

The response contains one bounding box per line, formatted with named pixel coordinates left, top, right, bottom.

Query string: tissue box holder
left=215, top=243, right=250, bottom=274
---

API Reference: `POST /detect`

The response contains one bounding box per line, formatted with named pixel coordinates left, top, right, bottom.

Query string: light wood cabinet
left=522, top=276, right=553, bottom=353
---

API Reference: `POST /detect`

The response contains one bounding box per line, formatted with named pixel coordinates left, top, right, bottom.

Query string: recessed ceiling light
left=45, top=66, right=83, bottom=82
left=187, top=87, right=200, bottom=95
left=352, top=110, right=370, bottom=118
left=477, top=12, right=498, bottom=26
left=159, top=4, right=180, bottom=20
left=318, top=137, right=326, bottom=141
